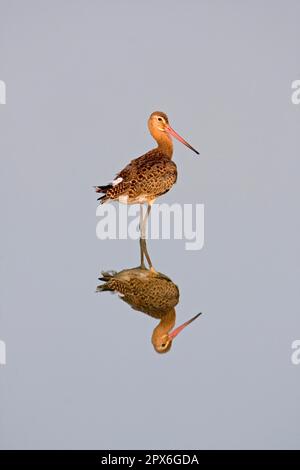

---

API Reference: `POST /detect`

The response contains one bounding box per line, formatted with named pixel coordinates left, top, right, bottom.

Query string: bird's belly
left=118, top=195, right=149, bottom=205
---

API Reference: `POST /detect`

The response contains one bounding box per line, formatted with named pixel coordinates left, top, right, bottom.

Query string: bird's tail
left=94, top=184, right=112, bottom=203
left=96, top=284, right=110, bottom=292
left=98, top=270, right=117, bottom=282
left=96, top=271, right=118, bottom=292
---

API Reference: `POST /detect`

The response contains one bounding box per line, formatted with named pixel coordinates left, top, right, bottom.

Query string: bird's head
left=153, top=333, right=173, bottom=354
left=152, top=312, right=202, bottom=354
left=148, top=111, right=199, bottom=155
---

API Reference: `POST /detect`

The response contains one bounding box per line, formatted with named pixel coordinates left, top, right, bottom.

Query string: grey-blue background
left=0, top=0, right=299, bottom=449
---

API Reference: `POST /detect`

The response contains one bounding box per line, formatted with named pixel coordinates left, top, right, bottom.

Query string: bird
left=95, top=111, right=199, bottom=268
left=96, top=245, right=202, bottom=354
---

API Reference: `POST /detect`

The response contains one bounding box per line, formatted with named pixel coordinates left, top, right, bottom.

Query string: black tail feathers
left=94, top=184, right=112, bottom=203
left=94, top=184, right=112, bottom=193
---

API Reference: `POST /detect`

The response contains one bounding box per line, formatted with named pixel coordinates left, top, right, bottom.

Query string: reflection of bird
left=97, top=266, right=201, bottom=354
left=95, top=111, right=199, bottom=267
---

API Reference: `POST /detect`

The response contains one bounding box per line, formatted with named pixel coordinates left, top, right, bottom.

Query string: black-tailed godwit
left=95, top=111, right=199, bottom=265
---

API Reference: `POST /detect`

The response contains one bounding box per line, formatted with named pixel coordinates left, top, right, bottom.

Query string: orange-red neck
left=152, top=308, right=176, bottom=343
left=156, top=133, right=173, bottom=158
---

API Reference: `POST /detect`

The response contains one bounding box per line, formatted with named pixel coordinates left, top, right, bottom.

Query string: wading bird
left=96, top=242, right=202, bottom=354
left=95, top=111, right=199, bottom=268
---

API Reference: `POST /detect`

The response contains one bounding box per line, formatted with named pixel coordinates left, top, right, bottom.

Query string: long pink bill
left=168, top=312, right=202, bottom=340
left=166, top=125, right=199, bottom=155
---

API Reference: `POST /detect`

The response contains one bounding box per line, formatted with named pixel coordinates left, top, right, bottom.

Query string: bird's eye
left=161, top=343, right=166, bottom=348
left=158, top=117, right=163, bottom=122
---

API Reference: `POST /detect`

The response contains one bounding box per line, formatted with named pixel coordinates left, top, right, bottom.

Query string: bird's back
left=97, top=267, right=179, bottom=319
left=97, top=149, right=177, bottom=204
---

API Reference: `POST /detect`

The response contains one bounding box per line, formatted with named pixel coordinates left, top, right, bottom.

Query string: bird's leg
left=141, top=203, right=156, bottom=271
left=141, top=238, right=154, bottom=270
left=139, top=204, right=146, bottom=269
left=141, top=202, right=152, bottom=238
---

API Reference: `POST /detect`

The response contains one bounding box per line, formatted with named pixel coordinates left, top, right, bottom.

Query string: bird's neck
left=156, top=134, right=173, bottom=158
left=151, top=309, right=176, bottom=343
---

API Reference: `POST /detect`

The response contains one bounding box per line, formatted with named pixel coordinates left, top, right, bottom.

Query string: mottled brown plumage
left=97, top=261, right=201, bottom=354
left=98, top=267, right=179, bottom=317
left=95, top=111, right=199, bottom=206
left=97, top=150, right=177, bottom=204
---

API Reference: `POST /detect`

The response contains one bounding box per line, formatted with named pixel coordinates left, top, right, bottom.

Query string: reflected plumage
left=97, top=262, right=201, bottom=354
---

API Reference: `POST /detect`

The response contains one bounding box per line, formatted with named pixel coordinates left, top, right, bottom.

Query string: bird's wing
left=109, top=150, right=177, bottom=199
left=115, top=150, right=163, bottom=181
